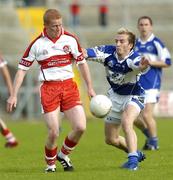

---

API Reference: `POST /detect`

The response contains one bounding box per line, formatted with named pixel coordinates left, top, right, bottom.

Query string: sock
left=142, top=128, right=150, bottom=138
left=1, top=128, right=16, bottom=143
left=128, top=152, right=138, bottom=164
left=128, top=152, right=138, bottom=158
left=148, top=137, right=158, bottom=147
left=58, top=136, right=77, bottom=158
left=45, top=146, right=57, bottom=166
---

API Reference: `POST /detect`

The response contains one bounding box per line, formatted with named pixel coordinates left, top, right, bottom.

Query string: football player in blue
left=135, top=16, right=171, bottom=150
left=83, top=28, right=149, bottom=170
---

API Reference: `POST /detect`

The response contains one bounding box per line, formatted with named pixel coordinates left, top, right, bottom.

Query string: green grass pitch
left=0, top=117, right=173, bottom=180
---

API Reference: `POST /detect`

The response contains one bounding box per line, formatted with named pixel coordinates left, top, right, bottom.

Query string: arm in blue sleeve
left=86, top=48, right=105, bottom=64
left=86, top=48, right=97, bottom=58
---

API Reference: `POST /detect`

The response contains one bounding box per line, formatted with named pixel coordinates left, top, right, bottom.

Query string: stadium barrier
left=154, top=91, right=173, bottom=117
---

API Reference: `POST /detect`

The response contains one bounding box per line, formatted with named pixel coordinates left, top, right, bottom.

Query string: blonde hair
left=43, top=9, right=62, bottom=25
left=117, top=27, right=136, bottom=49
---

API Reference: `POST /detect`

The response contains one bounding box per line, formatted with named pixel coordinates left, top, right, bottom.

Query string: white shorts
left=144, top=89, right=160, bottom=104
left=105, top=88, right=145, bottom=124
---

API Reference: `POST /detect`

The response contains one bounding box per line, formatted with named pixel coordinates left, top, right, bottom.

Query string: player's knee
left=74, top=124, right=86, bottom=134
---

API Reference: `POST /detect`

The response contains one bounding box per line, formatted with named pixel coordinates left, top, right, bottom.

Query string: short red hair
left=43, top=9, right=62, bottom=25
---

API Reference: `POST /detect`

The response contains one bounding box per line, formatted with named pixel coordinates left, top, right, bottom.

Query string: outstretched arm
left=0, top=64, right=13, bottom=96
left=82, top=47, right=105, bottom=64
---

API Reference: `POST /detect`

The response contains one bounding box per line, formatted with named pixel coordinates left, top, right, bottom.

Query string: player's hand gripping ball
left=90, top=95, right=112, bottom=118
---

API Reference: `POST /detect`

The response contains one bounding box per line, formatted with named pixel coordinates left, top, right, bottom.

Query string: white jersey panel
left=38, top=64, right=74, bottom=81
left=18, top=30, right=85, bottom=81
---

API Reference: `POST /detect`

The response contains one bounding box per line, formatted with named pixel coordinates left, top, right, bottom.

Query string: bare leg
left=0, top=118, right=18, bottom=148
left=134, top=114, right=150, bottom=138
left=56, top=105, right=86, bottom=171
left=141, top=103, right=158, bottom=150
left=105, top=122, right=128, bottom=152
left=121, top=105, right=140, bottom=153
left=142, top=103, right=157, bottom=137
left=64, top=105, right=86, bottom=143
left=43, top=108, right=60, bottom=170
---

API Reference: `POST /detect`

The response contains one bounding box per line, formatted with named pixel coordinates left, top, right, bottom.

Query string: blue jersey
left=135, top=34, right=171, bottom=90
left=87, top=45, right=145, bottom=95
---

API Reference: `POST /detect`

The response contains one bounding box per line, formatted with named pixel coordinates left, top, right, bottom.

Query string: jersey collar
left=42, top=28, right=64, bottom=43
left=138, top=33, right=155, bottom=43
left=114, top=49, right=134, bottom=62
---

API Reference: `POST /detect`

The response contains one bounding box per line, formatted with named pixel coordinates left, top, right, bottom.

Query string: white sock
left=58, top=151, right=67, bottom=159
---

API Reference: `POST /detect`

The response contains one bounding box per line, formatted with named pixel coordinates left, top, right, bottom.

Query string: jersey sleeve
left=18, top=42, right=36, bottom=71
left=86, top=45, right=113, bottom=64
left=154, top=40, right=171, bottom=65
left=127, top=56, right=141, bottom=70
left=128, top=55, right=150, bottom=74
left=71, top=37, right=86, bottom=65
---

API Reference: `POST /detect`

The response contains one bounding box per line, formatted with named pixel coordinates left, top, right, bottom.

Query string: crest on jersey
left=63, top=45, right=71, bottom=53
left=134, top=46, right=139, bottom=51
left=147, top=45, right=154, bottom=52
left=43, top=49, right=48, bottom=55
left=107, top=60, right=114, bottom=68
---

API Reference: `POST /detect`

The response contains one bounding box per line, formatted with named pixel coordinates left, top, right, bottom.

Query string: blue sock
left=148, top=137, right=158, bottom=146
left=143, top=128, right=150, bottom=138
left=128, top=153, right=138, bottom=165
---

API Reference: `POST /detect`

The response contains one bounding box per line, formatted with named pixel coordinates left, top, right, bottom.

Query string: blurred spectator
left=135, top=16, right=172, bottom=150
left=24, top=0, right=35, bottom=6
left=70, top=0, right=80, bottom=27
left=23, top=0, right=46, bottom=6
left=0, top=52, right=18, bottom=148
left=99, top=0, right=108, bottom=27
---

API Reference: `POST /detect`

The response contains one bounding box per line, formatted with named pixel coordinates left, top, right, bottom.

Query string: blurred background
left=0, top=0, right=173, bottom=119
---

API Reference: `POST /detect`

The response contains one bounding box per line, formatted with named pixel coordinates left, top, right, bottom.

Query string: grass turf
left=0, top=118, right=173, bottom=180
